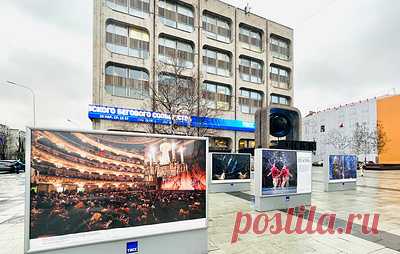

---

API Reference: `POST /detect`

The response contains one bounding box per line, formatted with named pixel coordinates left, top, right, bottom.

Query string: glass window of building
left=239, top=139, right=256, bottom=149
left=239, top=25, right=262, bottom=51
left=158, top=73, right=192, bottom=98
left=270, top=94, right=290, bottom=105
left=202, top=13, right=231, bottom=43
left=106, top=22, right=150, bottom=59
left=270, top=35, right=290, bottom=61
left=105, top=64, right=149, bottom=99
left=158, top=0, right=194, bottom=32
left=203, top=48, right=231, bottom=77
left=269, top=65, right=290, bottom=89
left=239, top=89, right=262, bottom=114
left=239, top=57, right=263, bottom=83
left=202, top=82, right=231, bottom=110
left=107, top=0, right=150, bottom=18
left=159, top=37, right=194, bottom=68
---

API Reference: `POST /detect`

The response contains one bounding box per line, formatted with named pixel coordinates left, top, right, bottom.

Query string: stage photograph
left=329, top=155, right=345, bottom=181
left=261, top=150, right=297, bottom=196
left=29, top=130, right=207, bottom=240
left=211, top=153, right=251, bottom=182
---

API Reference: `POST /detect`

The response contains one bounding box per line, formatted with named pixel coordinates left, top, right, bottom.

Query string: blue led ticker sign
left=88, top=105, right=256, bottom=132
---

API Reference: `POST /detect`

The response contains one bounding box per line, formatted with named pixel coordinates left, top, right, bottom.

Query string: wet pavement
left=1, top=168, right=400, bottom=254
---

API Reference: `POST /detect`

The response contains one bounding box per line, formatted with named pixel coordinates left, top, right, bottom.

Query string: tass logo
left=126, top=241, right=138, bottom=253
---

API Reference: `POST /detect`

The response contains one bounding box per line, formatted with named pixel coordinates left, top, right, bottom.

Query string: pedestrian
left=359, top=161, right=365, bottom=177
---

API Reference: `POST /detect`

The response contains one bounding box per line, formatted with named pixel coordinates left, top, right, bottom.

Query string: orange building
left=377, top=95, right=400, bottom=164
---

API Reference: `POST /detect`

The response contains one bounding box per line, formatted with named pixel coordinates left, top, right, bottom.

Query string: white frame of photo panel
left=25, top=128, right=209, bottom=254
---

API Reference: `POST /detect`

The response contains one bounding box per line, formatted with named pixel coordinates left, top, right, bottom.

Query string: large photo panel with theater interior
left=257, top=149, right=312, bottom=197
left=211, top=153, right=251, bottom=183
left=26, top=129, right=207, bottom=252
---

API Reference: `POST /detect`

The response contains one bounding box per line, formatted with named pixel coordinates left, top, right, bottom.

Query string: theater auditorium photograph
left=211, top=153, right=251, bottom=182
left=28, top=129, right=206, bottom=240
left=261, top=149, right=297, bottom=195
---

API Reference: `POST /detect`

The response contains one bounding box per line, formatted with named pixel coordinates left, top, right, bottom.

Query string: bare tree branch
left=143, top=56, right=225, bottom=136
left=0, top=125, right=11, bottom=160
left=324, top=129, right=351, bottom=154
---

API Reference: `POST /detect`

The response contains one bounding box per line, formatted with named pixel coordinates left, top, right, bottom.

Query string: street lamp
left=4, top=81, right=36, bottom=127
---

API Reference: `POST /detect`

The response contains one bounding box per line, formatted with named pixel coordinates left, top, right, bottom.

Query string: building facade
left=91, top=0, right=294, bottom=153
left=303, top=95, right=400, bottom=164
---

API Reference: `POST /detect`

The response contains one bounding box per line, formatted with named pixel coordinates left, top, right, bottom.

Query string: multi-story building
left=303, top=94, right=400, bottom=164
left=91, top=0, right=294, bottom=153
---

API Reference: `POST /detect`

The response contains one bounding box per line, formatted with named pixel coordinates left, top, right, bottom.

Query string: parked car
left=0, top=160, right=25, bottom=173
left=312, top=160, right=323, bottom=167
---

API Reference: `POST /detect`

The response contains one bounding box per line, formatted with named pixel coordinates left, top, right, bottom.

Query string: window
left=202, top=13, right=231, bottom=43
left=107, top=0, right=150, bottom=18
left=158, top=0, right=194, bottom=32
left=270, top=35, right=290, bottom=60
left=270, top=65, right=290, bottom=89
left=202, top=82, right=231, bottom=110
left=203, top=48, right=231, bottom=77
left=239, top=57, right=263, bottom=83
left=159, top=37, right=194, bottom=68
left=239, top=139, right=256, bottom=149
left=106, top=22, right=150, bottom=59
left=239, top=25, right=262, bottom=51
left=270, top=94, right=290, bottom=105
left=239, top=89, right=262, bottom=114
left=158, top=73, right=192, bottom=98
left=105, top=64, right=149, bottom=99
left=320, top=125, right=325, bottom=133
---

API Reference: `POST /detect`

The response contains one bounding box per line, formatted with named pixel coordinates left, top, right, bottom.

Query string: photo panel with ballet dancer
left=261, top=149, right=298, bottom=195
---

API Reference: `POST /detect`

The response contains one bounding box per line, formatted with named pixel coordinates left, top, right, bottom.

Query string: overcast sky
left=0, top=0, right=399, bottom=130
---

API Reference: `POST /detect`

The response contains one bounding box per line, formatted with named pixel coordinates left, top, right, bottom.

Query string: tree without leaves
left=351, top=123, right=382, bottom=163
left=16, top=132, right=25, bottom=162
left=0, top=125, right=11, bottom=160
left=144, top=57, right=224, bottom=136
left=324, top=129, right=351, bottom=154
left=374, top=121, right=389, bottom=155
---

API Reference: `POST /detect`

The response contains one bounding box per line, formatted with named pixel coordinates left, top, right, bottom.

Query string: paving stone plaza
left=1, top=168, right=399, bottom=254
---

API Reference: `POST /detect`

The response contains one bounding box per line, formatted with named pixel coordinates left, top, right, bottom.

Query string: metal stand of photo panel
left=323, top=157, right=357, bottom=192
left=254, top=193, right=311, bottom=212
left=29, top=228, right=207, bottom=254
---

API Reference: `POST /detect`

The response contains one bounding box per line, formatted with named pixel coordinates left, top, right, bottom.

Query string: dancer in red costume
left=267, top=163, right=281, bottom=190
left=280, top=165, right=293, bottom=188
